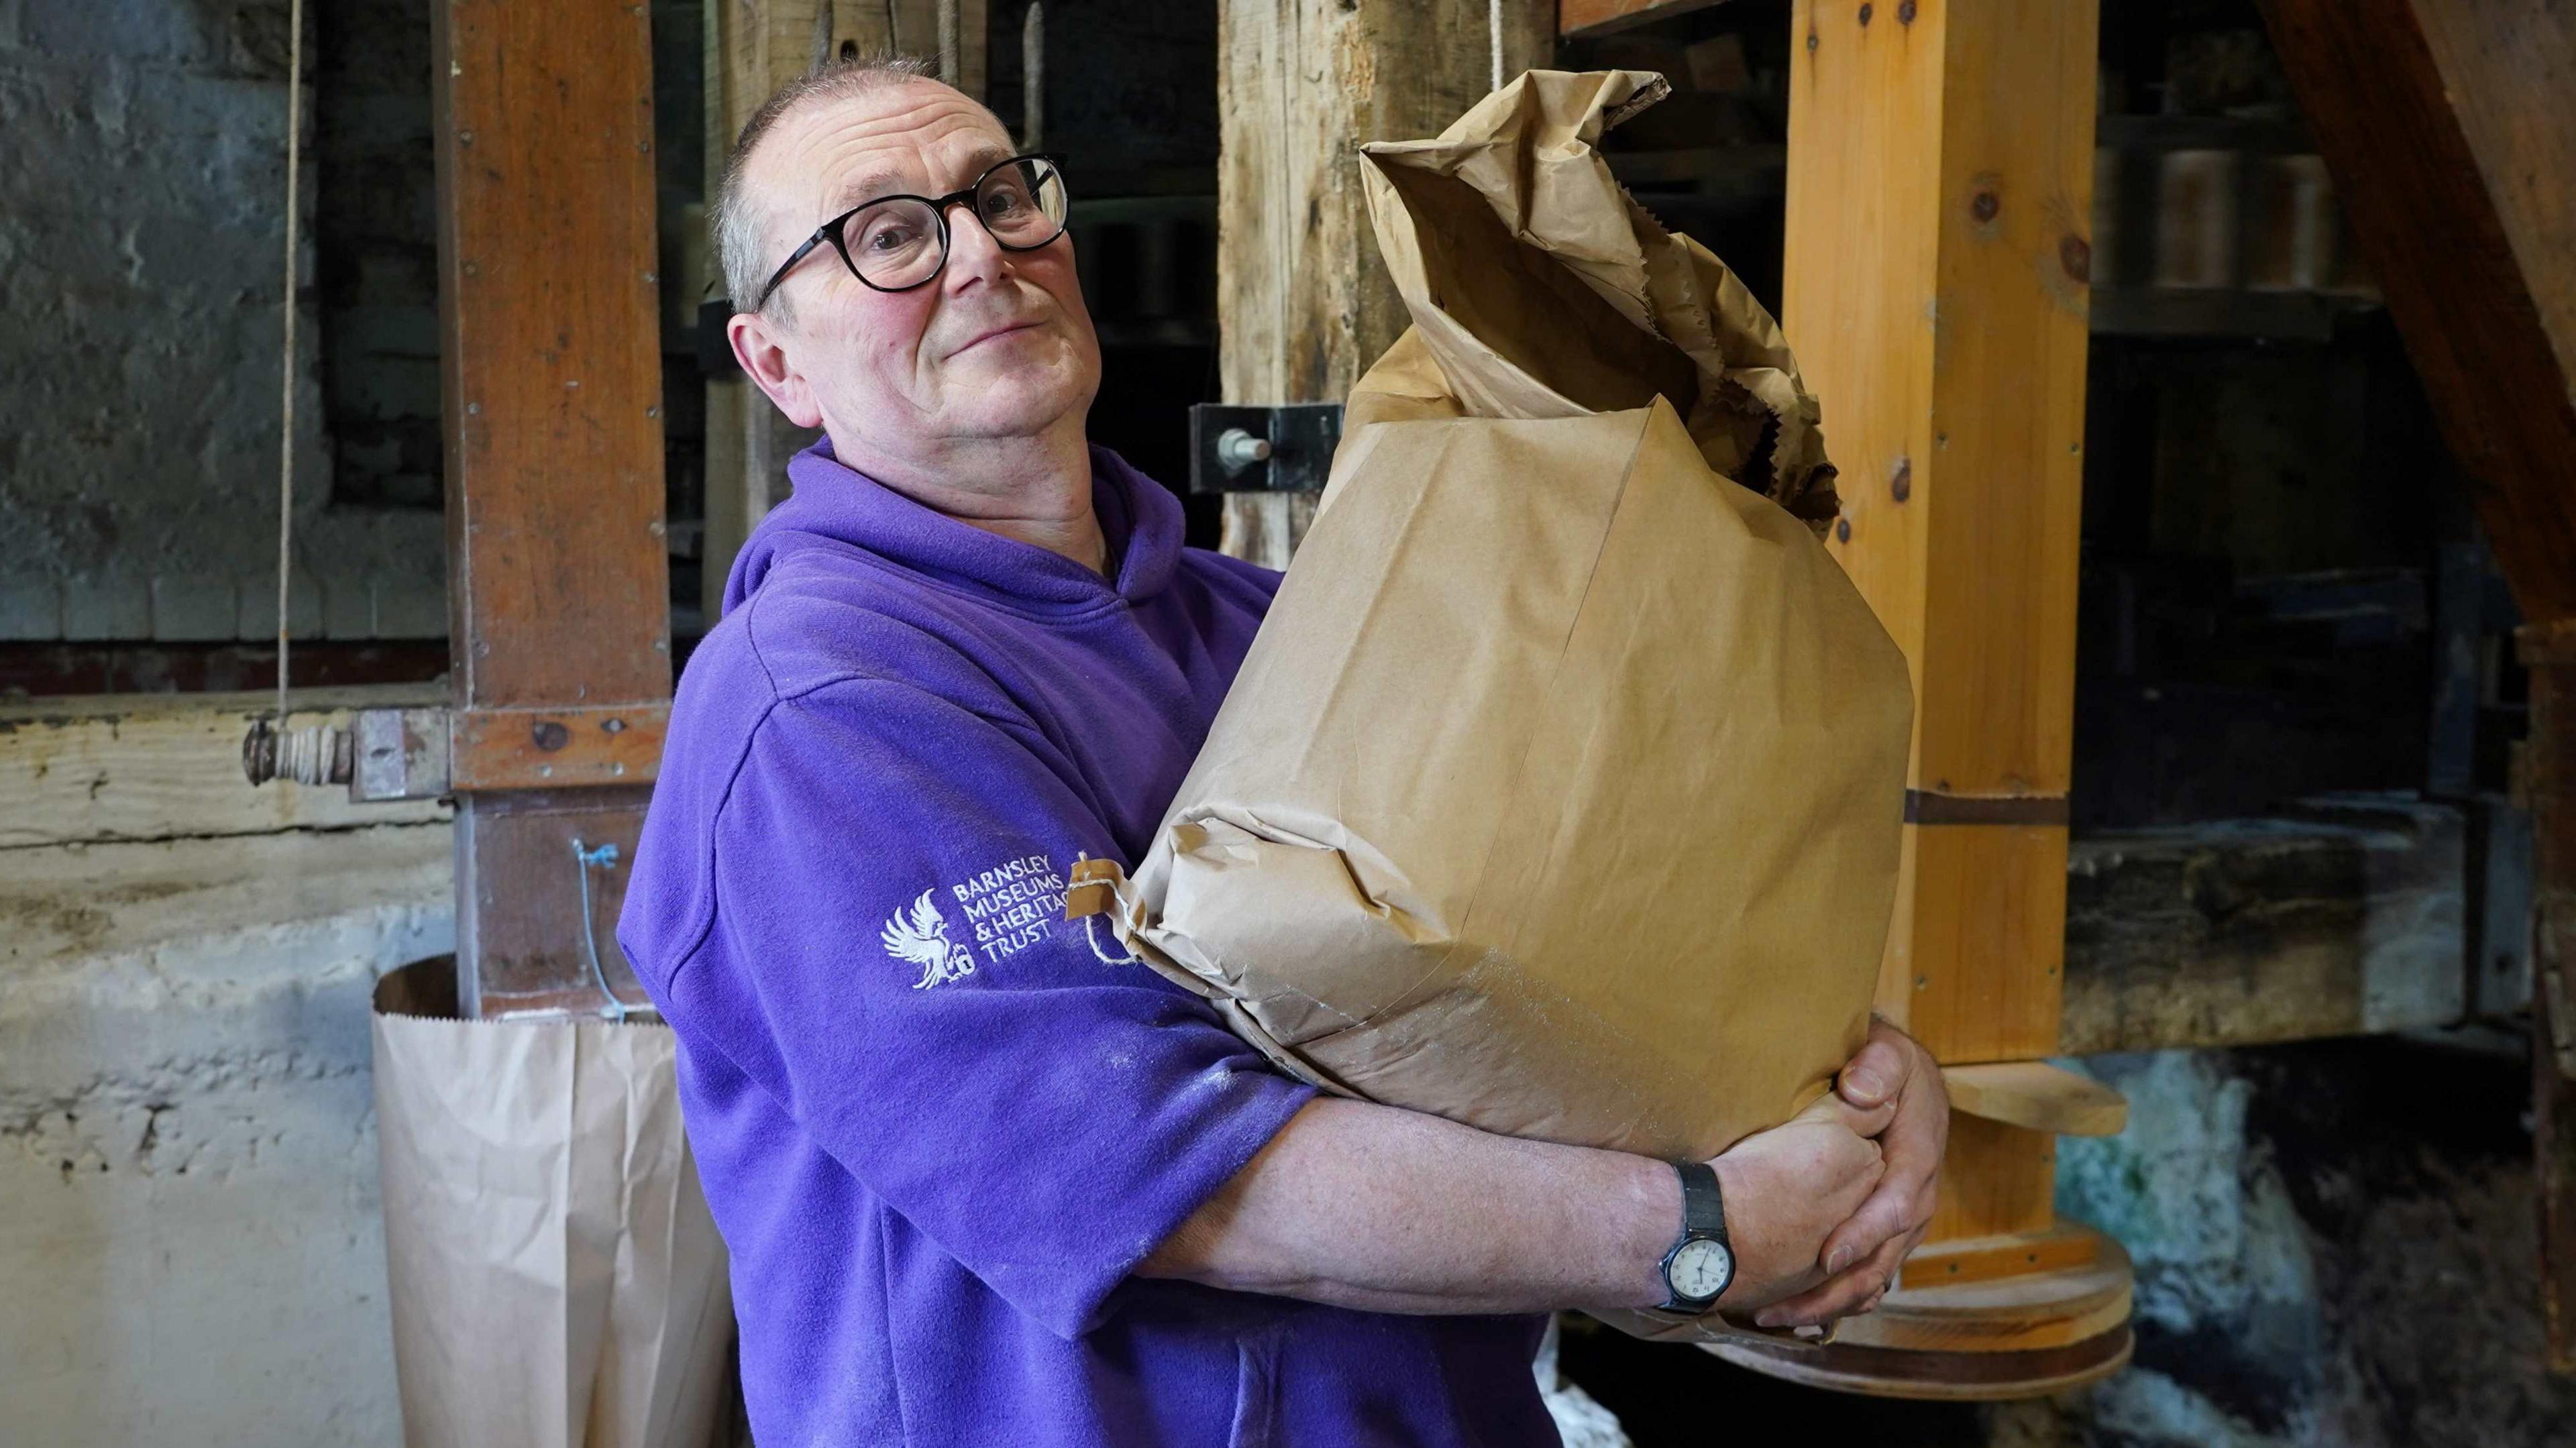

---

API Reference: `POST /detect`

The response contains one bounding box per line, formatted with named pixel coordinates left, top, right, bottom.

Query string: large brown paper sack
left=1089, top=68, right=1907, bottom=1203
left=372, top=959, right=735, bottom=1448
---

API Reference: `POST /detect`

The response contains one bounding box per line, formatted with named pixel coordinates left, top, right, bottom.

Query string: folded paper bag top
left=1074, top=69, right=1911, bottom=1173
left=1332, top=68, right=1840, bottom=528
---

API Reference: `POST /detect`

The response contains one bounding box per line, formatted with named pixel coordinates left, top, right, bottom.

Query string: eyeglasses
left=752, top=153, right=1069, bottom=309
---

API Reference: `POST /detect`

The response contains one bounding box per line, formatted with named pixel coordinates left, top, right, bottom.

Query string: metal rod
left=274, top=0, right=306, bottom=724
left=1021, top=2, right=1044, bottom=150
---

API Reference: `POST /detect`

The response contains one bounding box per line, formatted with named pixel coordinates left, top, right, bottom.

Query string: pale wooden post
left=702, top=1, right=987, bottom=624
left=1729, top=0, right=2135, bottom=1394
left=1214, top=1, right=1555, bottom=568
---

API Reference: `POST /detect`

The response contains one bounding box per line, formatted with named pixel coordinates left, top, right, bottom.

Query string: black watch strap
left=1656, top=1160, right=1735, bottom=1314
left=1678, top=1160, right=1725, bottom=1237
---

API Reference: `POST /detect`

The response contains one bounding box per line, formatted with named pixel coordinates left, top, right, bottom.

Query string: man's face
left=729, top=80, right=1100, bottom=460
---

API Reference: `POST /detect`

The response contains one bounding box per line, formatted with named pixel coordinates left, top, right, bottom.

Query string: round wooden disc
left=1704, top=1231, right=2137, bottom=1400
left=1708, top=1325, right=2135, bottom=1402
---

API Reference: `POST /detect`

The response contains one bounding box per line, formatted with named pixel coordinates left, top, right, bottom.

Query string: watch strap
left=1676, top=1160, right=1725, bottom=1241
left=1656, top=1160, right=1734, bottom=1315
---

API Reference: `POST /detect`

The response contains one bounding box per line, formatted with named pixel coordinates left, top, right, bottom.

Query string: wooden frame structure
left=430, top=0, right=670, bottom=1017
left=2260, top=0, right=2576, bottom=1372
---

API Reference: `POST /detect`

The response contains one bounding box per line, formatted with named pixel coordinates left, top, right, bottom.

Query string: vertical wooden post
left=1729, top=0, right=2133, bottom=1396
left=2522, top=622, right=2576, bottom=1372
left=1785, top=0, right=2094, bottom=1071
left=702, top=1, right=988, bottom=624
left=432, top=1, right=670, bottom=1017
left=1214, top=0, right=1554, bottom=568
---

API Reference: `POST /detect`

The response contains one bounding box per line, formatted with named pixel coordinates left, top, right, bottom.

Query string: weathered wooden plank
left=700, top=0, right=988, bottom=624
left=1559, top=0, right=1727, bottom=39
left=2059, top=797, right=2468, bottom=1054
left=435, top=2, right=669, bottom=712
left=432, top=1, right=670, bottom=1017
left=2520, top=622, right=2576, bottom=1372
left=1784, top=0, right=2096, bottom=1068
left=2262, top=0, right=2576, bottom=624
left=2, top=822, right=450, bottom=972
left=1214, top=0, right=1554, bottom=569
left=0, top=689, right=447, bottom=851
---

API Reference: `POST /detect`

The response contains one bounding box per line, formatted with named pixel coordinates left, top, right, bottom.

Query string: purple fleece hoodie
left=619, top=438, right=1556, bottom=1448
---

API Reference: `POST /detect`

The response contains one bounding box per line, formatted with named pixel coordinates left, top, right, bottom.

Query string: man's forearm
left=1138, top=1097, right=1678, bottom=1316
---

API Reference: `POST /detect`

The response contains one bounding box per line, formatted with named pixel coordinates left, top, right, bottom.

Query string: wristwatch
left=1656, top=1161, right=1736, bottom=1314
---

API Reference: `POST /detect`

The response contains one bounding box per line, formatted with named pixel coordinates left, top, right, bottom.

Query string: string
left=274, top=0, right=305, bottom=726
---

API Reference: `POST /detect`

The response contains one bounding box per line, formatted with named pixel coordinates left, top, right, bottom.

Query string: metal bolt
left=1216, top=428, right=1273, bottom=478
left=1835, top=516, right=1854, bottom=543
left=643, top=271, right=658, bottom=284
left=532, top=720, right=571, bottom=751
left=602, top=716, right=628, bottom=734
left=458, top=129, right=474, bottom=145
left=463, top=261, right=478, bottom=277
left=1972, top=190, right=2000, bottom=223
left=1890, top=457, right=1912, bottom=503
left=1807, top=30, right=1819, bottom=52
left=645, top=406, right=659, bottom=419
left=637, top=140, right=651, bottom=154
left=647, top=520, right=665, bottom=539
left=466, top=402, right=480, bottom=415
left=1858, top=2, right=1873, bottom=24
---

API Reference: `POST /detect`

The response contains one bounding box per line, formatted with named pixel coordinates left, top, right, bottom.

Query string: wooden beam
left=1779, top=1, right=2102, bottom=1356
left=702, top=0, right=989, bottom=624
left=1214, top=0, right=1554, bottom=569
left=433, top=1, right=669, bottom=1017
left=1783, top=0, right=2096, bottom=1067
left=1559, top=0, right=1727, bottom=39
left=2261, top=0, right=2576, bottom=624
left=0, top=688, right=446, bottom=850
left=2060, top=799, right=2469, bottom=1055
left=2521, top=621, right=2576, bottom=1372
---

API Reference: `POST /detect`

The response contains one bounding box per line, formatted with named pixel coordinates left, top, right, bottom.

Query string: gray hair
left=714, top=54, right=950, bottom=325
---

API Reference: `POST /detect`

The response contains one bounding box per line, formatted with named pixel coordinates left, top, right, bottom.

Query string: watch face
left=1669, top=1238, right=1733, bottom=1301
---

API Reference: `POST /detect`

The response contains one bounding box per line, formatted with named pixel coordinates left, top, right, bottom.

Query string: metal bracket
left=1189, top=402, right=1344, bottom=494
left=246, top=702, right=668, bottom=802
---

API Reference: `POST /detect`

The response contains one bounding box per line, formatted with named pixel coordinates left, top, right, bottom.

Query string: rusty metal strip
left=449, top=704, right=668, bottom=791
left=1904, top=790, right=2072, bottom=827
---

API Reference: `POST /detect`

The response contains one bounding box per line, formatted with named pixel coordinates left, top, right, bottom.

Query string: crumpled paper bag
left=1073, top=70, right=1911, bottom=1341
left=372, top=958, right=735, bottom=1448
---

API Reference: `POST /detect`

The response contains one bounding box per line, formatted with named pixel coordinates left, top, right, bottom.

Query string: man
left=621, top=57, right=1947, bottom=1447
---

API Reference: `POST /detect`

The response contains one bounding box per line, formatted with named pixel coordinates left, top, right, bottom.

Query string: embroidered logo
left=881, top=890, right=978, bottom=990
left=948, top=853, right=1069, bottom=966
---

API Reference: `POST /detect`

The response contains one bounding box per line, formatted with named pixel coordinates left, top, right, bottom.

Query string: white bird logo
left=880, top=889, right=978, bottom=990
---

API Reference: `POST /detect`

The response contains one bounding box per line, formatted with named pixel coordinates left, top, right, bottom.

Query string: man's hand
left=1752, top=1018, right=1947, bottom=1327
left=1707, top=1092, right=1893, bottom=1312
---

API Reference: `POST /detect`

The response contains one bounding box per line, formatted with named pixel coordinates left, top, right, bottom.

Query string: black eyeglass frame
left=750, top=152, right=1069, bottom=310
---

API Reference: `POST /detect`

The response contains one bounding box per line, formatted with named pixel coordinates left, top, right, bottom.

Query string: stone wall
left=0, top=821, right=451, bottom=1446
left=0, top=0, right=446, bottom=645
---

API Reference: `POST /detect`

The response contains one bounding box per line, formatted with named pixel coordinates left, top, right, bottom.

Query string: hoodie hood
left=724, top=435, right=1186, bottom=620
